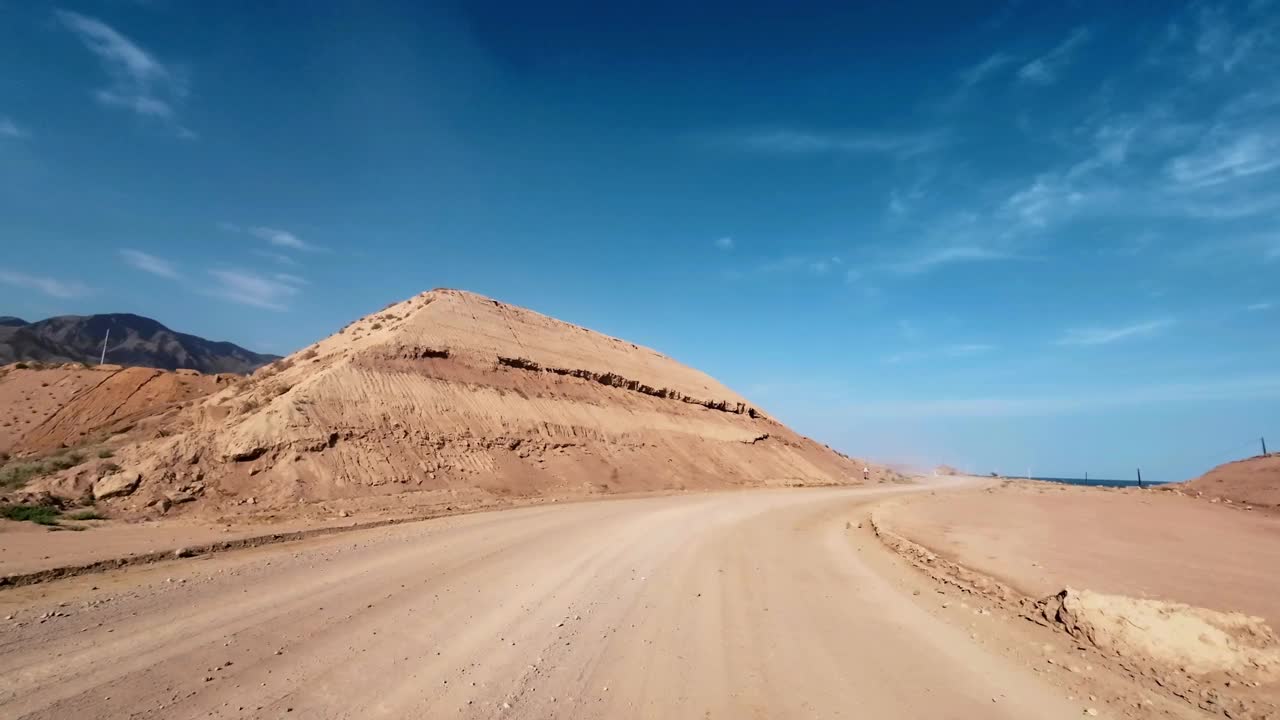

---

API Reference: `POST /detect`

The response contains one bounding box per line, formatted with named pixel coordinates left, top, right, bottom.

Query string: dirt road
left=0, top=484, right=1097, bottom=719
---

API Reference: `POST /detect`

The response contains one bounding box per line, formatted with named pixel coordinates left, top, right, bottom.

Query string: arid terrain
left=1, top=290, right=1277, bottom=719
left=11, top=289, right=892, bottom=523
left=1178, top=454, right=1280, bottom=510
left=878, top=479, right=1280, bottom=718
left=0, top=480, right=1219, bottom=720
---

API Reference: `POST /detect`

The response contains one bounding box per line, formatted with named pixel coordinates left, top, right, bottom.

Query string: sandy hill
left=0, top=363, right=237, bottom=456
left=0, top=313, right=279, bottom=374
left=32, top=289, right=893, bottom=516
left=1179, top=454, right=1280, bottom=509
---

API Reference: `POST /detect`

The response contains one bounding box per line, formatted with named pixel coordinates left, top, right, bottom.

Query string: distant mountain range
left=0, top=313, right=280, bottom=374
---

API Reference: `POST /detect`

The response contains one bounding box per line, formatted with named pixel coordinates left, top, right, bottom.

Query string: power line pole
left=1137, top=468, right=1143, bottom=489
left=1264, top=437, right=1269, bottom=456
left=99, top=328, right=110, bottom=365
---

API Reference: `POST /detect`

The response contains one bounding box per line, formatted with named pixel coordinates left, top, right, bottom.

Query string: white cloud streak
left=719, top=129, right=945, bottom=158
left=715, top=236, right=734, bottom=251
left=208, top=269, right=301, bottom=311
left=55, top=10, right=189, bottom=130
left=248, top=226, right=321, bottom=252
left=251, top=249, right=299, bottom=266
left=846, top=375, right=1280, bottom=419
left=1055, top=319, right=1175, bottom=346
left=1018, top=27, right=1092, bottom=85
left=0, top=117, right=27, bottom=139
left=1166, top=131, right=1280, bottom=189
left=889, top=246, right=1013, bottom=274
left=884, top=343, right=995, bottom=365
left=118, top=249, right=181, bottom=279
left=957, top=52, right=1017, bottom=91
left=0, top=269, right=91, bottom=298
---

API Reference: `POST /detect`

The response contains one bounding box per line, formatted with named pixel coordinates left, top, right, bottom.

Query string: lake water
left=1025, top=476, right=1168, bottom=488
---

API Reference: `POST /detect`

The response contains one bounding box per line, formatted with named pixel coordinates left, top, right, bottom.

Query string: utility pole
left=1137, top=468, right=1143, bottom=489
left=99, top=328, right=110, bottom=365
left=1264, top=437, right=1269, bottom=457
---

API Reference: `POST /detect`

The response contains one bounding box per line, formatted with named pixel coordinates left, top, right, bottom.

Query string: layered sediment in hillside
left=44, top=289, right=891, bottom=516
left=0, top=364, right=234, bottom=455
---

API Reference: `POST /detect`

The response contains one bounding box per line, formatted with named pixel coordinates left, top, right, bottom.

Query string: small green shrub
left=0, top=450, right=90, bottom=489
left=2, top=505, right=61, bottom=525
left=65, top=509, right=105, bottom=521
left=0, top=463, right=44, bottom=489
left=97, top=448, right=114, bottom=459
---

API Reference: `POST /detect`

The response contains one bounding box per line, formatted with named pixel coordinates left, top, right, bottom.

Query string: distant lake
left=1024, top=476, right=1170, bottom=489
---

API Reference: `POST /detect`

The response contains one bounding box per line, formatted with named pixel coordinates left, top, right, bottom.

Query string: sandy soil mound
left=1178, top=454, right=1280, bottom=510
left=38, top=289, right=892, bottom=517
left=0, top=363, right=102, bottom=453
left=1035, top=588, right=1280, bottom=681
left=0, top=364, right=234, bottom=456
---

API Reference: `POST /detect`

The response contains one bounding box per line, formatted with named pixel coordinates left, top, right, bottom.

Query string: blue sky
left=2, top=1, right=1278, bottom=481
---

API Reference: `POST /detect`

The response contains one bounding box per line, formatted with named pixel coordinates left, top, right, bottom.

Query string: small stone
left=338, top=510, right=350, bottom=518
left=1084, top=709, right=1098, bottom=717
left=93, top=470, right=141, bottom=500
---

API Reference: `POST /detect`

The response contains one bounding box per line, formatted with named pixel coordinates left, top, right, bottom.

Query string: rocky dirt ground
left=876, top=479, right=1280, bottom=719
left=0, top=479, right=1217, bottom=720
left=1177, top=454, right=1280, bottom=511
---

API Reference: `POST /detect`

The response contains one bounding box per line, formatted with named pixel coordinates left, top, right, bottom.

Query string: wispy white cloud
left=118, top=248, right=181, bottom=279
left=716, top=128, right=945, bottom=158
left=55, top=10, right=190, bottom=132
left=252, top=249, right=299, bottom=266
left=1018, top=27, right=1092, bottom=85
left=884, top=342, right=995, bottom=365
left=846, top=374, right=1280, bottom=419
left=1246, top=302, right=1273, bottom=311
left=945, top=343, right=996, bottom=356
left=732, top=255, right=845, bottom=279
left=1166, top=131, right=1280, bottom=189
left=1191, top=4, right=1271, bottom=76
left=1056, top=318, right=1175, bottom=346
left=888, top=245, right=1013, bottom=274
left=273, top=273, right=307, bottom=286
left=0, top=269, right=92, bottom=298
left=1001, top=174, right=1088, bottom=229
left=808, top=257, right=843, bottom=275
left=715, top=236, right=734, bottom=251
left=0, top=116, right=27, bottom=139
left=247, top=226, right=321, bottom=252
left=957, top=52, right=1017, bottom=91
left=208, top=269, right=301, bottom=311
